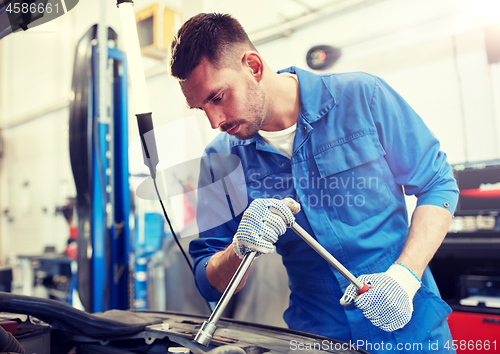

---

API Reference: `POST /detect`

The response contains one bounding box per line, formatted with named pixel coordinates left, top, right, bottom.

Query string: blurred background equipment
left=0, top=0, right=80, bottom=40
left=134, top=3, right=181, bottom=60
left=69, top=22, right=131, bottom=313
left=306, top=45, right=341, bottom=70
left=0, top=0, right=47, bottom=40
left=431, top=159, right=500, bottom=351
left=451, top=159, right=500, bottom=225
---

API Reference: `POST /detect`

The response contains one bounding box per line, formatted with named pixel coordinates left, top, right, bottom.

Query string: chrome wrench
left=278, top=199, right=370, bottom=294
left=194, top=199, right=369, bottom=347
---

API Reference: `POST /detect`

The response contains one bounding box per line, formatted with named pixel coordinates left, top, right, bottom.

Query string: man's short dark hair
left=169, top=13, right=256, bottom=80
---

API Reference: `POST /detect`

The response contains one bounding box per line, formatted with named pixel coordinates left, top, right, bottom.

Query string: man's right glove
left=232, top=198, right=296, bottom=259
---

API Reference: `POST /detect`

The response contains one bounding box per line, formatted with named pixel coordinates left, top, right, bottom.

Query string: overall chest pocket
left=313, top=131, right=391, bottom=226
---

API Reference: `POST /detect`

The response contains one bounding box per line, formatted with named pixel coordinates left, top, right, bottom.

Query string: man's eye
left=214, top=94, right=223, bottom=102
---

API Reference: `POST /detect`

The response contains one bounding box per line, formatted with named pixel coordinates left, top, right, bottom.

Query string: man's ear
left=242, top=51, right=264, bottom=82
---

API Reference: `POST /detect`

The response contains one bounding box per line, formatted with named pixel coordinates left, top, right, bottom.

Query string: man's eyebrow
left=203, top=88, right=223, bottom=104
left=185, top=87, right=223, bottom=110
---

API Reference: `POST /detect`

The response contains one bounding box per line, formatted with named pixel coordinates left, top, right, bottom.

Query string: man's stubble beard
left=234, top=77, right=267, bottom=140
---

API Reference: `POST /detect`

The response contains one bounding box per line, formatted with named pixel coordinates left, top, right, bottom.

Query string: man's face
left=180, top=57, right=267, bottom=140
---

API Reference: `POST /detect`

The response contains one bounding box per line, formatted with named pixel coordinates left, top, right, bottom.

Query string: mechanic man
left=169, top=13, right=458, bottom=353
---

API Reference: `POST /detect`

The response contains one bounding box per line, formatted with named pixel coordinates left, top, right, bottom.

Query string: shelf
left=435, top=232, right=500, bottom=259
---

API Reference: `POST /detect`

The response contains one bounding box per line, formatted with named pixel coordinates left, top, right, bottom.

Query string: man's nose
left=205, top=107, right=226, bottom=129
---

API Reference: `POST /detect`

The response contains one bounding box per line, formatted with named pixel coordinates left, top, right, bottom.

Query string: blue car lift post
left=90, top=45, right=131, bottom=312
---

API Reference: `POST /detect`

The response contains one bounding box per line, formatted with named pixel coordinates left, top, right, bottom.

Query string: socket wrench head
left=194, top=321, right=217, bottom=347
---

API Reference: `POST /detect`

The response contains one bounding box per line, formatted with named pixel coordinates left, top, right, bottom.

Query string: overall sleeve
left=369, top=76, right=459, bottom=214
left=189, top=228, right=235, bottom=302
left=189, top=152, right=243, bottom=302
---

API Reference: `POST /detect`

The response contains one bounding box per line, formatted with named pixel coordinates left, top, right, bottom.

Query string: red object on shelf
left=0, top=320, right=18, bottom=335
left=460, top=188, right=500, bottom=198
left=448, top=311, right=500, bottom=353
left=65, top=243, right=77, bottom=260
left=70, top=226, right=78, bottom=239
left=64, top=226, right=78, bottom=259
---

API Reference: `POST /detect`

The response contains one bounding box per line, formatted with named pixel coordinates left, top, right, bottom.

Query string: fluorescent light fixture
left=468, top=0, right=500, bottom=24
left=117, top=1, right=151, bottom=114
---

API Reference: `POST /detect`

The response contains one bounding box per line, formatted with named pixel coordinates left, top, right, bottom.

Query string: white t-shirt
left=258, top=124, right=297, bottom=159
left=257, top=74, right=298, bottom=159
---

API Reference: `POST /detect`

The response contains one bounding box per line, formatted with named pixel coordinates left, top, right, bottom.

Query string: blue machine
left=133, top=212, right=166, bottom=309
left=69, top=25, right=131, bottom=313
left=90, top=46, right=131, bottom=312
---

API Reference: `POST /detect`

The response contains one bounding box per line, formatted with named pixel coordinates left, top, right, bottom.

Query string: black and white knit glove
left=340, top=263, right=422, bottom=332
left=232, top=198, right=296, bottom=259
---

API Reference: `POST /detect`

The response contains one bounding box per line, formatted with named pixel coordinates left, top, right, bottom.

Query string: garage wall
left=249, top=0, right=500, bottom=165
left=0, top=8, right=79, bottom=258
left=0, top=0, right=499, bottom=261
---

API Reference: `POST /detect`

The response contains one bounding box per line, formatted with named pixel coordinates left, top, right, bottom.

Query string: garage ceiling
left=213, top=0, right=361, bottom=34
left=210, top=0, right=384, bottom=45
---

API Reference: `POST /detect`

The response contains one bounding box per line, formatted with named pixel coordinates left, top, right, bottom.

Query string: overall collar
left=228, top=66, right=336, bottom=148
left=278, top=66, right=336, bottom=124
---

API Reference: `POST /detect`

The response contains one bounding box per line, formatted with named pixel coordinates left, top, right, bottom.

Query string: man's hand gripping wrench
left=194, top=199, right=369, bottom=347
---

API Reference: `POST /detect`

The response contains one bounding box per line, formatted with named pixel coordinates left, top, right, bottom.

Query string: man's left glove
left=340, top=263, right=421, bottom=332
left=232, top=198, right=296, bottom=259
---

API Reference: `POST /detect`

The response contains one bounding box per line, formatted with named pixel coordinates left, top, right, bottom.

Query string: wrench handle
left=275, top=200, right=369, bottom=293
left=290, top=222, right=368, bottom=293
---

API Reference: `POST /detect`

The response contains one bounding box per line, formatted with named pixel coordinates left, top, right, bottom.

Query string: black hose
left=152, top=178, right=192, bottom=271
left=151, top=178, right=212, bottom=313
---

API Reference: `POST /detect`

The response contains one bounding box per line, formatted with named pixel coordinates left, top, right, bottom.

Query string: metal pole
left=194, top=252, right=256, bottom=346
left=289, top=222, right=366, bottom=291
left=271, top=204, right=369, bottom=294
